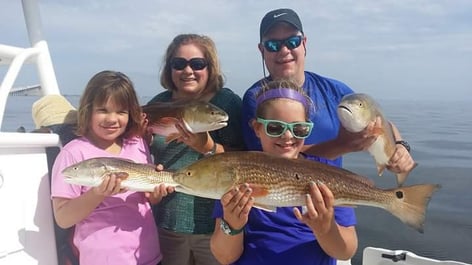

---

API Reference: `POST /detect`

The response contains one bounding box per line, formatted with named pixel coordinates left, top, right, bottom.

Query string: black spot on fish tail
left=395, top=191, right=404, bottom=199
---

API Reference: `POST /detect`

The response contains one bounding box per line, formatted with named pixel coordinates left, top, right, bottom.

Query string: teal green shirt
left=149, top=87, right=244, bottom=234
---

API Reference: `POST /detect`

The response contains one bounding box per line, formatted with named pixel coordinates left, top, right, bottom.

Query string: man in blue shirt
left=241, top=8, right=416, bottom=171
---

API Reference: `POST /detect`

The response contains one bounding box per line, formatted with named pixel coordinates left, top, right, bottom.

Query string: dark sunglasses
left=257, top=118, right=313, bottom=139
left=263, top=35, right=303, bottom=53
left=170, top=57, right=208, bottom=71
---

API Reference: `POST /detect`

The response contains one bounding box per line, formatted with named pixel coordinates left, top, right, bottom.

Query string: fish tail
left=387, top=183, right=440, bottom=233
left=395, top=162, right=419, bottom=186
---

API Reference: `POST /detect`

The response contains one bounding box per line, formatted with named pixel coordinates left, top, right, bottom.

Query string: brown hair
left=255, top=79, right=312, bottom=119
left=160, top=34, right=224, bottom=94
left=76, top=70, right=143, bottom=138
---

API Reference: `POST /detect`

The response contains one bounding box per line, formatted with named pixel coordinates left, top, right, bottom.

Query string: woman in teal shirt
left=148, top=33, right=244, bottom=265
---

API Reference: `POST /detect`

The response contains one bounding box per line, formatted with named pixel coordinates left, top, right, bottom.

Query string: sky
left=2, top=0, right=471, bottom=101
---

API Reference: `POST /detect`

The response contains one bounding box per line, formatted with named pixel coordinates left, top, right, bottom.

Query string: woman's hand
left=175, top=119, right=214, bottom=154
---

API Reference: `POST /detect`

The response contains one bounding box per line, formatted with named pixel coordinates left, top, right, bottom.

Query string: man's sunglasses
left=257, top=118, right=313, bottom=139
left=263, top=35, right=303, bottom=53
left=170, top=57, right=208, bottom=71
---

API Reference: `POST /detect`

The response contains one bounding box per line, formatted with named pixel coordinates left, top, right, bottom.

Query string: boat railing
left=0, top=0, right=60, bottom=130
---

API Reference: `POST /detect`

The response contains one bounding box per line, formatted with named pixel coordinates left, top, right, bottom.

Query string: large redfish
left=337, top=93, right=417, bottom=186
left=142, top=100, right=228, bottom=143
left=172, top=151, right=440, bottom=233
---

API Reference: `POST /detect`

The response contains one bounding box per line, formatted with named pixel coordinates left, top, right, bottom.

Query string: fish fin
left=387, top=184, right=440, bottom=233
left=377, top=164, right=386, bottom=176
left=148, top=117, right=179, bottom=136
left=253, top=203, right=277, bottom=212
left=395, top=162, right=418, bottom=187
left=247, top=184, right=270, bottom=197
left=368, top=126, right=384, bottom=136
left=114, top=172, right=129, bottom=180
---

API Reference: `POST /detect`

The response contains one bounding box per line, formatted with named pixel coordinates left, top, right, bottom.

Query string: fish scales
left=337, top=93, right=417, bottom=186
left=172, top=151, right=440, bottom=232
left=62, top=157, right=178, bottom=192
left=217, top=152, right=396, bottom=207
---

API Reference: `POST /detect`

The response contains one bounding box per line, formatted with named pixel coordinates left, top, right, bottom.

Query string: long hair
left=160, top=33, right=225, bottom=94
left=76, top=70, right=143, bottom=138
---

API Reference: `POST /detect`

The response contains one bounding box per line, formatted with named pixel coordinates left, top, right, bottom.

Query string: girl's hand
left=294, top=181, right=336, bottom=236
left=145, top=163, right=175, bottom=204
left=146, top=183, right=175, bottom=204
left=92, top=173, right=127, bottom=197
left=221, top=184, right=254, bottom=231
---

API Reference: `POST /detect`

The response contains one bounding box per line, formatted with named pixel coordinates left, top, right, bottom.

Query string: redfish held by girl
left=337, top=93, right=417, bottom=186
left=142, top=100, right=228, bottom=143
left=172, top=151, right=440, bottom=233
left=62, top=157, right=179, bottom=192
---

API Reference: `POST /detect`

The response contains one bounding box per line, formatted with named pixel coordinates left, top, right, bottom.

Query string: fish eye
left=186, top=171, right=192, bottom=176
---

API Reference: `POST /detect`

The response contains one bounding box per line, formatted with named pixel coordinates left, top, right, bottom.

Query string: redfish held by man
left=172, top=151, right=440, bottom=233
left=337, top=93, right=417, bottom=186
left=142, top=100, right=228, bottom=143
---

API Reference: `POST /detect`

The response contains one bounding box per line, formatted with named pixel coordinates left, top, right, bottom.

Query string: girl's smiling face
left=87, top=97, right=129, bottom=150
left=252, top=98, right=307, bottom=159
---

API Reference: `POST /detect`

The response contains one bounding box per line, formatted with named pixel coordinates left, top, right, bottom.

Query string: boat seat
left=363, top=247, right=470, bottom=265
left=37, top=124, right=79, bottom=265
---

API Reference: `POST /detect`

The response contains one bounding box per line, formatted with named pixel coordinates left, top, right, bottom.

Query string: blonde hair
left=76, top=70, right=143, bottom=138
left=160, top=34, right=224, bottom=94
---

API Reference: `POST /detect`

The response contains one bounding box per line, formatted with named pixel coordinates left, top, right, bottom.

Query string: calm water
left=2, top=96, right=471, bottom=264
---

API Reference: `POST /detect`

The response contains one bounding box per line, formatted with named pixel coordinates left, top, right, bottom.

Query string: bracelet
left=204, top=141, right=217, bottom=156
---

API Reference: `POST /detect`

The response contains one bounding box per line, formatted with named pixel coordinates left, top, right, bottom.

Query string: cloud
left=2, top=0, right=472, bottom=100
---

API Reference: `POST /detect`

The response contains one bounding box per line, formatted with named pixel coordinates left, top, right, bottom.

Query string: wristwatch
left=395, top=140, right=411, bottom=152
left=220, top=218, right=244, bottom=236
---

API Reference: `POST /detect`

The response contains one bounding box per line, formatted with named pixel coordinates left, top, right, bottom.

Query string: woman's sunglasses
left=263, top=35, right=303, bottom=53
left=170, top=57, right=208, bottom=71
left=257, top=118, right=313, bottom=139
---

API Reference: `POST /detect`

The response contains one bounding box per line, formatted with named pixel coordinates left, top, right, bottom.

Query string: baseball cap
left=260, top=8, right=303, bottom=41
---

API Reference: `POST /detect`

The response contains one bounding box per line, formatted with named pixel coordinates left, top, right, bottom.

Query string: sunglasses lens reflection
left=263, top=36, right=302, bottom=52
left=171, top=58, right=207, bottom=70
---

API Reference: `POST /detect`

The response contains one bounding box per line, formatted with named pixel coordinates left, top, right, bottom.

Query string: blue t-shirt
left=212, top=157, right=357, bottom=265
left=241, top=71, right=354, bottom=167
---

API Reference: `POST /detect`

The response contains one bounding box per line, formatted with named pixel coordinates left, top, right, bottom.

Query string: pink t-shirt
left=51, top=136, right=161, bottom=265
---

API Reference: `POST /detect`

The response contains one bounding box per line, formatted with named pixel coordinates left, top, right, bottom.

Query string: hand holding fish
left=387, top=144, right=416, bottom=175
left=220, top=184, right=254, bottom=231
left=336, top=116, right=381, bottom=152
left=337, top=93, right=417, bottom=186
left=140, top=112, right=154, bottom=145
left=175, top=119, right=215, bottom=155
left=294, top=181, right=336, bottom=236
left=92, top=173, right=127, bottom=197
left=145, top=164, right=175, bottom=204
